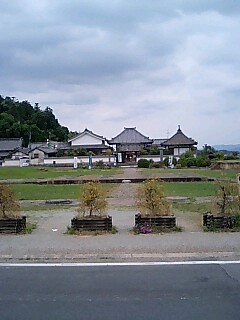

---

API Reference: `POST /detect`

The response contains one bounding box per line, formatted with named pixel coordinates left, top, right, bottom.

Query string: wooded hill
left=0, top=95, right=69, bottom=146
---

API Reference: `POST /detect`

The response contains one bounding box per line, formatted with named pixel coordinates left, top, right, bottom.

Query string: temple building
left=161, top=125, right=197, bottom=156
left=108, top=127, right=152, bottom=163
left=109, top=126, right=197, bottom=163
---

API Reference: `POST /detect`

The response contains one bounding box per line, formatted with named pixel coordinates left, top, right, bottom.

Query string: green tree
left=77, top=182, right=108, bottom=217
left=0, top=95, right=69, bottom=145
left=136, top=179, right=172, bottom=216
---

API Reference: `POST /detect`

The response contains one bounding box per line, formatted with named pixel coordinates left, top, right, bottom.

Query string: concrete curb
left=1, top=251, right=240, bottom=263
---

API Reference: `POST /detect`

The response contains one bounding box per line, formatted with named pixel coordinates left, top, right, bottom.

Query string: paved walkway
left=0, top=167, right=240, bottom=262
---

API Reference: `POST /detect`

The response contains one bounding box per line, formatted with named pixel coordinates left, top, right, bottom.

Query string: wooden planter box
left=0, top=216, right=26, bottom=234
left=135, top=214, right=176, bottom=229
left=71, top=216, right=112, bottom=231
left=203, top=213, right=237, bottom=229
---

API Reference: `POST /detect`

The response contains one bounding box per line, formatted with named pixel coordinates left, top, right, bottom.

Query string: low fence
left=135, top=214, right=176, bottom=228
left=203, top=213, right=237, bottom=228
left=42, top=155, right=116, bottom=166
left=1, top=156, right=116, bottom=167
left=0, top=216, right=26, bottom=233
left=71, top=216, right=112, bottom=231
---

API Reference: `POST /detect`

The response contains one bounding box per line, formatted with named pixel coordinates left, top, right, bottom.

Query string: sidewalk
left=0, top=167, right=240, bottom=263
left=1, top=212, right=240, bottom=262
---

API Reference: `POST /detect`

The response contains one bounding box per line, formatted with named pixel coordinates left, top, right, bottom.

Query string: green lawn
left=10, top=181, right=236, bottom=200
left=162, top=182, right=220, bottom=198
left=172, top=202, right=211, bottom=213
left=0, top=166, right=121, bottom=180
left=12, top=184, right=114, bottom=200
left=141, top=168, right=239, bottom=180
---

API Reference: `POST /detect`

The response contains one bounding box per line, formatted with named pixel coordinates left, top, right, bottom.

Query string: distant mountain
left=213, top=145, right=240, bottom=152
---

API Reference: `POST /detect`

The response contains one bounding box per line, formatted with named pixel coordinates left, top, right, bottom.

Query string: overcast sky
left=1, top=1, right=240, bottom=147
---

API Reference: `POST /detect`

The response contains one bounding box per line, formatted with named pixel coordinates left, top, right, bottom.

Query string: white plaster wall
left=2, top=160, right=20, bottom=167
left=137, top=155, right=180, bottom=162
left=2, top=155, right=115, bottom=166
left=137, top=155, right=163, bottom=162
left=43, top=155, right=116, bottom=165
left=174, top=147, right=190, bottom=156
left=71, top=134, right=104, bottom=146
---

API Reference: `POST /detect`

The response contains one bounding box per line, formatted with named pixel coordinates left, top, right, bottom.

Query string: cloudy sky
left=1, top=1, right=240, bottom=147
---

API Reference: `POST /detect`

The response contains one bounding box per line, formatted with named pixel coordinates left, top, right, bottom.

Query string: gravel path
left=0, top=167, right=239, bottom=262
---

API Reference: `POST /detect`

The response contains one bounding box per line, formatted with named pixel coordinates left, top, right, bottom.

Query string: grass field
left=12, top=184, right=114, bottom=200
left=10, top=181, right=237, bottom=200
left=172, top=202, right=212, bottom=213
left=0, top=166, right=121, bottom=179
left=162, top=182, right=219, bottom=198
left=141, top=168, right=239, bottom=180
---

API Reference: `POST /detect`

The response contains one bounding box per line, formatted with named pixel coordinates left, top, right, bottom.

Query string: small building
left=0, top=138, right=23, bottom=162
left=29, top=147, right=58, bottom=165
left=161, top=126, right=197, bottom=157
left=108, top=127, right=153, bottom=163
left=68, top=128, right=110, bottom=155
left=10, top=147, right=30, bottom=160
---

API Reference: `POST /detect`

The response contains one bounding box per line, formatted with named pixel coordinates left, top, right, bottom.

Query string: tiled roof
left=36, top=147, right=58, bottom=154
left=29, top=142, right=45, bottom=149
left=152, top=139, right=167, bottom=145
left=0, top=138, right=22, bottom=151
left=0, top=151, right=11, bottom=157
left=11, top=147, right=30, bottom=155
left=108, top=127, right=152, bottom=144
left=162, top=126, right=197, bottom=146
left=29, top=141, right=69, bottom=150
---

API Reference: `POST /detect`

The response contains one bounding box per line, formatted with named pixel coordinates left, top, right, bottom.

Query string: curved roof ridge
left=162, top=126, right=197, bottom=146
left=109, top=127, right=152, bottom=144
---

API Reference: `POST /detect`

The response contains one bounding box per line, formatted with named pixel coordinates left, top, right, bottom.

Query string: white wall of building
left=173, top=147, right=190, bottom=156
left=2, top=155, right=116, bottom=167
left=2, top=159, right=29, bottom=167
left=2, top=159, right=20, bottom=167
left=38, top=155, right=116, bottom=166
left=71, top=134, right=104, bottom=146
left=137, top=155, right=163, bottom=162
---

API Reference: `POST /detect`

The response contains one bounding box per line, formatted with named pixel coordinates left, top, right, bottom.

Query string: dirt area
left=18, top=168, right=215, bottom=235
left=108, top=181, right=203, bottom=232
left=108, top=182, right=138, bottom=207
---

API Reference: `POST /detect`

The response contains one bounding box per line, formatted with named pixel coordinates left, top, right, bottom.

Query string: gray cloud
left=0, top=1, right=240, bottom=146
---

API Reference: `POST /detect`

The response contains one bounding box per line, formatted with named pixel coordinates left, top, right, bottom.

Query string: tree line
left=0, top=95, right=70, bottom=146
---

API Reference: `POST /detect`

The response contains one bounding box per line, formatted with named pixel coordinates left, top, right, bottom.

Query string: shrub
left=196, top=156, right=211, bottom=167
left=77, top=182, right=108, bottom=217
left=136, top=179, right=172, bottom=216
left=151, top=162, right=163, bottom=168
left=137, top=159, right=150, bottom=168
left=179, top=156, right=196, bottom=167
left=0, top=185, right=20, bottom=219
left=212, top=180, right=239, bottom=216
left=94, top=160, right=105, bottom=169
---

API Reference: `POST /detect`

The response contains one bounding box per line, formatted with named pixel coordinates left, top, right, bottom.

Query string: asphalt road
left=1, top=263, right=240, bottom=320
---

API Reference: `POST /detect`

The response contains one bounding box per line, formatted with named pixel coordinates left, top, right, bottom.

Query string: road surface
left=1, top=262, right=240, bottom=320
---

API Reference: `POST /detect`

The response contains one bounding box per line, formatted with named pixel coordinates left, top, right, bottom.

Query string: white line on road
left=0, top=261, right=240, bottom=267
